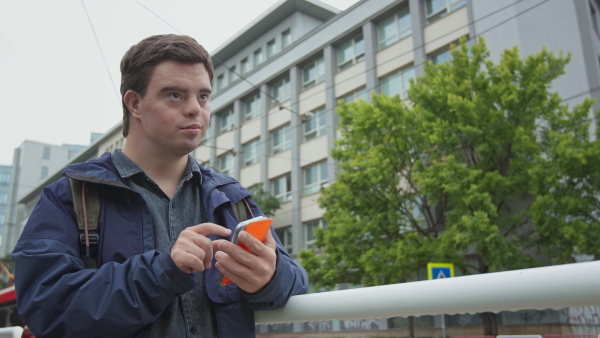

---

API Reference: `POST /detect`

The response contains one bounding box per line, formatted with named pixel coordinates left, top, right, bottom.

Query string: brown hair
left=120, top=34, right=213, bottom=137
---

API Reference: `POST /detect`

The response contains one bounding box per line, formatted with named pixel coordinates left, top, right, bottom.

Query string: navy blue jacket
left=12, top=152, right=308, bottom=337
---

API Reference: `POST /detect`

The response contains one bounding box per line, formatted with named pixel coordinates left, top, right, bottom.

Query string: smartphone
left=218, top=216, right=273, bottom=286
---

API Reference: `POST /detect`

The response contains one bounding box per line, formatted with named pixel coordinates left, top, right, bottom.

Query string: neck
left=122, top=140, right=189, bottom=199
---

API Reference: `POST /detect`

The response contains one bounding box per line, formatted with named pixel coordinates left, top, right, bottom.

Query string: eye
left=199, top=93, right=210, bottom=102
left=168, top=93, right=182, bottom=100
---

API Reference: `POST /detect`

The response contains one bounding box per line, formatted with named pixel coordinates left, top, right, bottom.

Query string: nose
left=185, top=97, right=201, bottom=117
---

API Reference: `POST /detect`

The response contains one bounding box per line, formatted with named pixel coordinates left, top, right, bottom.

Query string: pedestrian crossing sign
left=427, top=263, right=455, bottom=280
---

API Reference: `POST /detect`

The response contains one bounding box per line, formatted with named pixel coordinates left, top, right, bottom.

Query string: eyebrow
left=160, top=86, right=212, bottom=95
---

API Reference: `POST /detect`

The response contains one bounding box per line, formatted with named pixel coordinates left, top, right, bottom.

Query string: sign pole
left=427, top=263, right=455, bottom=338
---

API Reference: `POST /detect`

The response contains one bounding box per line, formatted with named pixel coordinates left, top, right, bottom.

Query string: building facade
left=7, top=0, right=600, bottom=336
left=0, top=166, right=10, bottom=258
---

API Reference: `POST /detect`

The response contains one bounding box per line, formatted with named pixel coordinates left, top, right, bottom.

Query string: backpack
left=69, top=178, right=250, bottom=269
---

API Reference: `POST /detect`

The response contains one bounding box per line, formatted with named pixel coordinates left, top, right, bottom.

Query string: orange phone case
left=220, top=217, right=272, bottom=286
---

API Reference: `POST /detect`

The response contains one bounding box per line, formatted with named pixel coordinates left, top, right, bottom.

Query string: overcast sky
left=0, top=0, right=360, bottom=166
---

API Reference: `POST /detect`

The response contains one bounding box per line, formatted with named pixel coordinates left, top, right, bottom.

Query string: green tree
left=247, top=183, right=281, bottom=217
left=299, top=38, right=600, bottom=336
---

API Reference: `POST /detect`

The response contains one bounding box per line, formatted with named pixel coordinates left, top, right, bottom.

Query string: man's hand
left=171, top=223, right=231, bottom=274
left=214, top=229, right=277, bottom=293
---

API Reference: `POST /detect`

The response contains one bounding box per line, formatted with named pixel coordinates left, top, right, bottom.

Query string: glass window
left=244, top=94, right=261, bottom=121
left=275, top=226, right=293, bottom=253
left=302, top=57, right=325, bottom=90
left=243, top=139, right=260, bottom=166
left=271, top=77, right=291, bottom=107
left=229, top=66, right=239, bottom=83
left=304, top=219, right=327, bottom=249
left=216, top=74, right=226, bottom=91
left=426, top=0, right=466, bottom=22
left=253, top=48, right=264, bottom=67
left=218, top=152, right=234, bottom=176
left=337, top=34, right=365, bottom=71
left=41, top=166, right=49, bottom=179
left=0, top=172, right=10, bottom=185
left=241, top=58, right=251, bottom=74
left=218, top=108, right=235, bottom=134
left=303, top=161, right=329, bottom=195
left=431, top=48, right=452, bottom=65
left=267, top=39, right=278, bottom=58
left=0, top=212, right=5, bottom=226
left=43, top=146, right=51, bottom=159
left=281, top=29, right=292, bottom=48
left=271, top=124, right=291, bottom=154
left=271, top=174, right=292, bottom=203
left=303, top=107, right=327, bottom=141
left=378, top=7, right=412, bottom=49
left=341, top=88, right=368, bottom=104
left=0, top=193, right=7, bottom=205
left=380, top=65, right=416, bottom=100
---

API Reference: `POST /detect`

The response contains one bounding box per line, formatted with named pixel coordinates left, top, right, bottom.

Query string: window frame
left=271, top=173, right=292, bottom=203
left=218, top=152, right=235, bottom=176
left=244, top=94, right=261, bottom=121
left=302, top=57, right=325, bottom=90
left=271, top=123, right=291, bottom=154
left=275, top=226, right=293, bottom=253
left=304, top=218, right=327, bottom=249
left=303, top=161, right=329, bottom=195
left=229, top=65, right=239, bottom=83
left=337, top=34, right=365, bottom=71
left=281, top=29, right=292, bottom=49
left=267, top=39, right=278, bottom=58
left=426, top=0, right=466, bottom=22
left=380, top=65, right=416, bottom=100
left=270, top=77, right=291, bottom=107
left=218, top=108, right=235, bottom=134
left=253, top=48, right=265, bottom=68
left=303, top=107, right=327, bottom=141
left=378, top=7, right=412, bottom=50
left=242, top=138, right=260, bottom=167
left=241, top=58, right=251, bottom=74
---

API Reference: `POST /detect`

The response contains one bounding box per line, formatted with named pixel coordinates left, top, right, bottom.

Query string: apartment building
left=9, top=0, right=600, bottom=336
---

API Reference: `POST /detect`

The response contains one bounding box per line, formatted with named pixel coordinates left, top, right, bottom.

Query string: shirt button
left=190, top=326, right=197, bottom=334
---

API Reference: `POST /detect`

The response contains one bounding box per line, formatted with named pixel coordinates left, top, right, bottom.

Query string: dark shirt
left=112, top=149, right=217, bottom=337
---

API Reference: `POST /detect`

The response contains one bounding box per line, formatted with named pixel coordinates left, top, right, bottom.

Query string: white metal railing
left=0, top=327, right=23, bottom=338
left=255, top=260, right=600, bottom=324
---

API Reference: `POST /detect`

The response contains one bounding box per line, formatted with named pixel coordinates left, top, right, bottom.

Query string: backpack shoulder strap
left=69, top=178, right=100, bottom=269
left=232, top=198, right=253, bottom=222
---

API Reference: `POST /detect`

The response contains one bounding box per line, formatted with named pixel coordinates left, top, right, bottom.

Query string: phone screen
left=219, top=216, right=272, bottom=286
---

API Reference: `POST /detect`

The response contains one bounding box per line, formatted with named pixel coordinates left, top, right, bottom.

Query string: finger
left=237, top=230, right=276, bottom=256
left=189, top=223, right=232, bottom=237
left=215, top=251, right=250, bottom=286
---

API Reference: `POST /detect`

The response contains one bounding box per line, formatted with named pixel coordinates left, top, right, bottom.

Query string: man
left=12, top=34, right=308, bottom=337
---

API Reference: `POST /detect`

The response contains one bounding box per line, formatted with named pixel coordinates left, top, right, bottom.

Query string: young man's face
left=133, top=60, right=211, bottom=157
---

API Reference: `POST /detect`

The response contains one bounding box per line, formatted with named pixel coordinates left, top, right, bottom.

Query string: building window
left=303, top=107, right=327, bottom=141
left=41, top=166, right=49, bottom=179
left=281, top=29, right=292, bottom=48
left=341, top=88, right=368, bottom=104
left=0, top=172, right=9, bottom=185
left=218, top=108, right=235, bottom=134
left=431, top=47, right=452, bottom=65
left=337, top=34, right=365, bottom=71
left=303, top=161, right=329, bottom=195
left=275, top=226, right=293, bottom=253
left=0, top=193, right=7, bottom=205
left=0, top=212, right=5, bottom=226
left=380, top=65, right=416, bottom=100
left=43, top=146, right=51, bottom=159
left=271, top=174, right=292, bottom=203
left=378, top=7, right=412, bottom=49
left=230, top=65, right=239, bottom=83
left=254, top=48, right=265, bottom=68
left=270, top=77, right=291, bottom=107
left=271, top=124, right=291, bottom=154
left=241, top=57, right=251, bottom=74
left=267, top=39, right=278, bottom=58
left=218, top=152, right=234, bottom=176
left=426, top=0, right=466, bottom=22
left=591, top=1, right=600, bottom=38
left=244, top=94, right=261, bottom=121
left=304, top=218, right=327, bottom=249
left=302, top=57, right=325, bottom=90
left=243, top=139, right=260, bottom=167
left=216, top=74, right=226, bottom=92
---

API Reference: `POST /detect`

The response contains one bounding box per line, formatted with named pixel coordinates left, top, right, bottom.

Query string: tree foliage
left=248, top=183, right=281, bottom=217
left=299, top=38, right=600, bottom=290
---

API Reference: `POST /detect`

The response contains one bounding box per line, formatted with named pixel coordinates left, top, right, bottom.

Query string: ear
left=123, top=90, right=142, bottom=119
